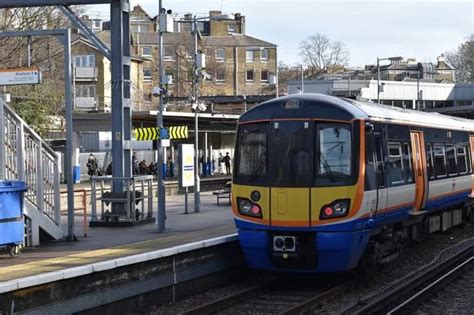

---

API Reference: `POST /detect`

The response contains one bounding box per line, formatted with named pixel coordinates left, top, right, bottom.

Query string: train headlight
left=320, top=199, right=350, bottom=220
left=237, top=197, right=262, bottom=218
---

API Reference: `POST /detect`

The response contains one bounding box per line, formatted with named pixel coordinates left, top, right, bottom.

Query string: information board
left=0, top=68, right=41, bottom=86
left=178, top=144, right=194, bottom=187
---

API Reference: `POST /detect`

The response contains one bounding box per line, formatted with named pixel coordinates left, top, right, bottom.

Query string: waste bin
left=0, top=180, right=27, bottom=257
left=73, top=165, right=81, bottom=183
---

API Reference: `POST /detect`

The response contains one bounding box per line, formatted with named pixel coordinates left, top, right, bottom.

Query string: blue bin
left=73, top=165, right=81, bottom=183
left=0, top=181, right=26, bottom=250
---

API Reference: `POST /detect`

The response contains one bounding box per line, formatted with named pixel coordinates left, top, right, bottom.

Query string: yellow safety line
left=0, top=224, right=235, bottom=281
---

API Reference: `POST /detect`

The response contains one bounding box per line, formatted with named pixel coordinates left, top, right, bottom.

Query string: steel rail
left=387, top=255, right=474, bottom=314
left=342, top=243, right=474, bottom=315
left=182, top=281, right=271, bottom=315
left=182, top=278, right=350, bottom=315
left=281, top=282, right=349, bottom=315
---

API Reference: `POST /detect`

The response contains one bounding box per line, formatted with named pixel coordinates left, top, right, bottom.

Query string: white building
left=287, top=79, right=474, bottom=119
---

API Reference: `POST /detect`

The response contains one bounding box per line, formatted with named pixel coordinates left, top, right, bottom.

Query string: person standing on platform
left=86, top=153, right=98, bottom=179
left=223, top=152, right=231, bottom=175
left=132, top=152, right=139, bottom=175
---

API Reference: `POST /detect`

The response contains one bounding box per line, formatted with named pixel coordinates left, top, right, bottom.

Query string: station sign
left=0, top=67, right=41, bottom=86
left=179, top=144, right=194, bottom=187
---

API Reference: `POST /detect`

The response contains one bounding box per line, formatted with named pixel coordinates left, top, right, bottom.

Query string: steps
left=0, top=100, right=63, bottom=246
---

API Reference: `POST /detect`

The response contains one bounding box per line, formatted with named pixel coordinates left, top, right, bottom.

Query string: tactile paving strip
left=0, top=224, right=235, bottom=282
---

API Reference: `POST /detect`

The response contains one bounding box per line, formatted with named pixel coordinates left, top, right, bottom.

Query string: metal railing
left=90, top=175, right=154, bottom=223
left=0, top=100, right=61, bottom=226
left=60, top=189, right=88, bottom=237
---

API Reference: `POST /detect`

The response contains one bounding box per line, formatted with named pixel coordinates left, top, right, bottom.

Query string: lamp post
left=300, top=64, right=304, bottom=93
left=377, top=56, right=402, bottom=104
left=189, top=13, right=234, bottom=213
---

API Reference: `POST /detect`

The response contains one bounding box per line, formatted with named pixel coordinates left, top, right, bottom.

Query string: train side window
left=457, top=145, right=467, bottom=174
left=374, top=132, right=385, bottom=188
left=433, top=143, right=447, bottom=178
left=426, top=143, right=434, bottom=179
left=403, top=142, right=414, bottom=183
left=446, top=144, right=457, bottom=176
left=387, top=142, right=405, bottom=186
left=365, top=131, right=376, bottom=190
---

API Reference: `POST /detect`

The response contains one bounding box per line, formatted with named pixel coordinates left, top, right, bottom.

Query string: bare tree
left=446, top=35, right=474, bottom=83
left=298, top=33, right=349, bottom=77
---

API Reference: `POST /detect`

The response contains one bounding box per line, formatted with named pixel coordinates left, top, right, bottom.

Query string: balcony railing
left=74, top=67, right=98, bottom=80
left=75, top=97, right=97, bottom=109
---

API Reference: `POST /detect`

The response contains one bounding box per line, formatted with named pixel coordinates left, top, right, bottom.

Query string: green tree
left=9, top=82, right=63, bottom=137
left=446, top=35, right=474, bottom=83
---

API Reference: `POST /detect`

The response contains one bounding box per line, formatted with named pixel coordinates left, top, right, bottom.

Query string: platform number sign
left=179, top=144, right=194, bottom=187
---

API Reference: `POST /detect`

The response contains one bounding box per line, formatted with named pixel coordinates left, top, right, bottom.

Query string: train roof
left=239, top=93, right=474, bottom=132
left=349, top=98, right=474, bottom=132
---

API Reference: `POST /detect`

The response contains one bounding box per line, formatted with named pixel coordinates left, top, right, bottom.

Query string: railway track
left=342, top=243, right=474, bottom=315
left=182, top=277, right=349, bottom=315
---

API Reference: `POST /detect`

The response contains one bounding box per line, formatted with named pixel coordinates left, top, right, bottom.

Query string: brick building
left=129, top=5, right=278, bottom=112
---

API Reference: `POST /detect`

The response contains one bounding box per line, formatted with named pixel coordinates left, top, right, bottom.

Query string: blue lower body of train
left=235, top=190, right=470, bottom=273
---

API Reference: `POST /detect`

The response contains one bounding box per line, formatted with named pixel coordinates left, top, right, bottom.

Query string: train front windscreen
left=234, top=121, right=355, bottom=187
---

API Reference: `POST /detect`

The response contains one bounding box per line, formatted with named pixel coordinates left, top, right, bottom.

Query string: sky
left=86, top=0, right=473, bottom=67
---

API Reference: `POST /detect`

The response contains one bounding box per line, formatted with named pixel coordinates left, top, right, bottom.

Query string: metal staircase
left=0, top=99, right=63, bottom=246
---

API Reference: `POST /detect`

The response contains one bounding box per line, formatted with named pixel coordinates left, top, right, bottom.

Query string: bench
left=213, top=182, right=231, bottom=205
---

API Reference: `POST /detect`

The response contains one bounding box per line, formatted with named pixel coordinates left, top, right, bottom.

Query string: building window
left=131, top=24, right=149, bottom=33
left=216, top=48, right=225, bottom=62
left=74, top=55, right=95, bottom=67
left=260, top=48, right=269, bottom=61
left=143, top=93, right=152, bottom=102
left=93, top=20, right=101, bottom=28
left=163, top=45, right=175, bottom=61
left=246, top=50, right=254, bottom=63
left=143, top=68, right=152, bottom=82
left=75, top=85, right=96, bottom=97
left=142, top=46, right=152, bottom=57
left=227, top=23, right=236, bottom=33
left=216, top=68, right=225, bottom=82
left=261, top=70, right=269, bottom=83
left=246, top=70, right=254, bottom=82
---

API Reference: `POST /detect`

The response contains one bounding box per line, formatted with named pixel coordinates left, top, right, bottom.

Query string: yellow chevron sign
left=169, top=126, right=188, bottom=140
left=135, top=126, right=188, bottom=141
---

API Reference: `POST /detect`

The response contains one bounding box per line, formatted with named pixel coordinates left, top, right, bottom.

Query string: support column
left=62, top=29, right=76, bottom=241
left=110, top=0, right=131, bottom=192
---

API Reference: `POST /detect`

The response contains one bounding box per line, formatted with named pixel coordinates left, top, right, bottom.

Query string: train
left=231, top=93, right=474, bottom=273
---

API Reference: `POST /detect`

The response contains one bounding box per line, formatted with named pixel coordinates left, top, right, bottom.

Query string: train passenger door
left=410, top=131, right=428, bottom=212
left=374, top=130, right=388, bottom=216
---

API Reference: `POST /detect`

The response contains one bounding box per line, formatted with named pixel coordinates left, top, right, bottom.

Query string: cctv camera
left=152, top=86, right=163, bottom=97
left=191, top=102, right=197, bottom=110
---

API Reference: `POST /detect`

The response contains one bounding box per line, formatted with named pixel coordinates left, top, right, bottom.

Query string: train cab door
left=410, top=131, right=428, bottom=213
left=374, top=130, right=388, bottom=216
left=269, top=120, right=312, bottom=228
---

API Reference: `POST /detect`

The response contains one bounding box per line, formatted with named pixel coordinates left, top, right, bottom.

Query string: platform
left=0, top=191, right=236, bottom=283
